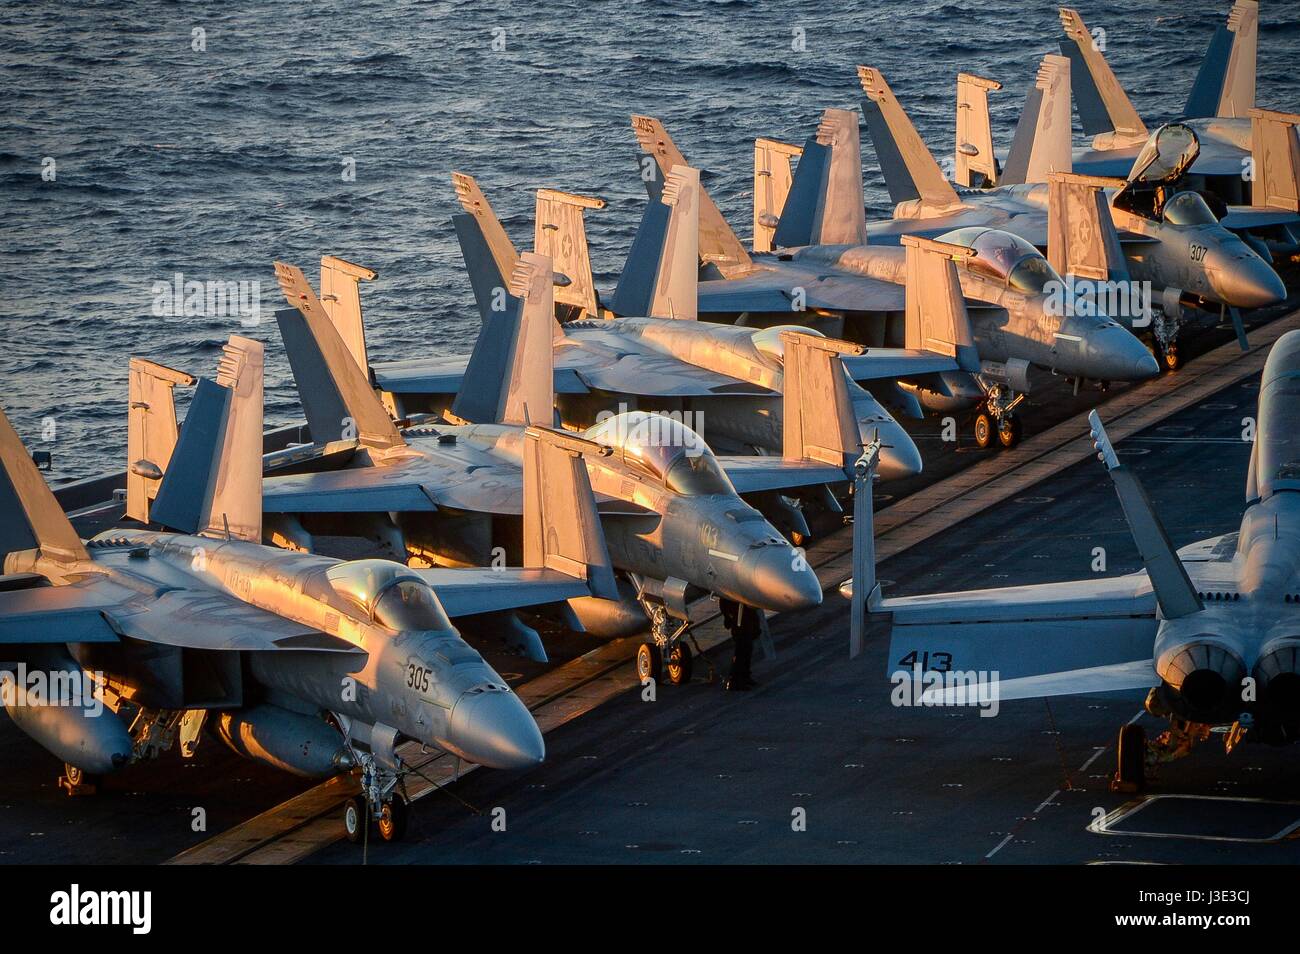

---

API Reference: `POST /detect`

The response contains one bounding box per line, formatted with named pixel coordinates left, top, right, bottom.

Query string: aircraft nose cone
left=448, top=687, right=544, bottom=770
left=872, top=420, right=923, bottom=481
left=1079, top=324, right=1160, bottom=381
left=1135, top=350, right=1160, bottom=378
left=1213, top=255, right=1287, bottom=309
left=745, top=545, right=823, bottom=612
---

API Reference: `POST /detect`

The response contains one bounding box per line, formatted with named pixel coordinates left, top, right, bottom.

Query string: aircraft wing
left=412, top=567, right=590, bottom=618
left=109, top=588, right=362, bottom=653
left=557, top=329, right=774, bottom=397
left=884, top=574, right=1159, bottom=701
left=372, top=355, right=589, bottom=397
left=841, top=349, right=962, bottom=381
left=697, top=271, right=905, bottom=315
left=0, top=576, right=124, bottom=645
left=263, top=465, right=443, bottom=514
left=1221, top=207, right=1300, bottom=230
left=719, top=456, right=849, bottom=493
left=262, top=447, right=648, bottom=517
left=0, top=575, right=358, bottom=653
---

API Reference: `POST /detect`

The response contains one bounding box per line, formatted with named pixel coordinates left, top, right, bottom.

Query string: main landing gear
left=59, top=762, right=99, bottom=796
left=343, top=751, right=411, bottom=843
left=973, top=383, right=1025, bottom=449
left=636, top=603, right=698, bottom=686
left=1152, top=309, right=1184, bottom=372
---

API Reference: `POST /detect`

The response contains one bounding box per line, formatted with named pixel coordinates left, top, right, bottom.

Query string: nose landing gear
left=973, top=383, right=1025, bottom=449
left=636, top=602, right=700, bottom=686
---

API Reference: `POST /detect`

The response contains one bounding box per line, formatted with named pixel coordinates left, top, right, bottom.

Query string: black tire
left=997, top=415, right=1022, bottom=448
left=1161, top=341, right=1181, bottom=372
left=636, top=641, right=662, bottom=684
left=1116, top=724, right=1146, bottom=791
left=378, top=796, right=409, bottom=842
left=343, top=795, right=367, bottom=844
left=973, top=412, right=994, bottom=449
left=63, top=763, right=99, bottom=792
left=667, top=643, right=694, bottom=685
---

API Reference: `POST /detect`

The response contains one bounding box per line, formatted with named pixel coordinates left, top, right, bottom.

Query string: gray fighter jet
left=0, top=336, right=615, bottom=841
left=267, top=252, right=835, bottom=681
left=1056, top=2, right=1300, bottom=254
left=854, top=62, right=1287, bottom=369
left=633, top=113, right=1159, bottom=447
left=319, top=167, right=931, bottom=481
left=848, top=329, right=1300, bottom=791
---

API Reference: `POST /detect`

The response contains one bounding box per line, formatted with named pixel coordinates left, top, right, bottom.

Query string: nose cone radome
left=1211, top=253, right=1287, bottom=309
left=447, top=687, right=544, bottom=770
left=1073, top=321, right=1159, bottom=381
left=745, top=545, right=823, bottom=612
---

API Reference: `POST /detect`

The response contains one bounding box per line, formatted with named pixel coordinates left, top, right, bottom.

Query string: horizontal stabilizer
left=920, top=658, right=1159, bottom=704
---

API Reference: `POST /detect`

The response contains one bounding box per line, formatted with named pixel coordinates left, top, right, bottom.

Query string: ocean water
left=1, top=0, right=1296, bottom=481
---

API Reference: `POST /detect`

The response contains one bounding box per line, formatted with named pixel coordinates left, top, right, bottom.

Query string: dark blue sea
left=2, top=0, right=1296, bottom=480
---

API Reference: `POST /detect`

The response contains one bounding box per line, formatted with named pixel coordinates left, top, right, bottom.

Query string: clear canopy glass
left=323, top=559, right=453, bottom=631
left=1162, top=191, right=1219, bottom=226
left=586, top=411, right=734, bottom=496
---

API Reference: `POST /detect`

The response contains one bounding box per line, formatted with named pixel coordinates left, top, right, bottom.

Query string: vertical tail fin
left=780, top=330, right=864, bottom=468
left=955, top=73, right=1002, bottom=188
left=630, top=115, right=751, bottom=271
left=1185, top=0, right=1258, bottom=120
left=0, top=408, right=88, bottom=566
left=1001, top=54, right=1073, bottom=186
left=452, top=251, right=555, bottom=426
left=1058, top=7, right=1148, bottom=149
left=126, top=359, right=194, bottom=524
left=611, top=165, right=700, bottom=320
left=150, top=337, right=265, bottom=544
left=1088, top=410, right=1203, bottom=619
left=274, top=263, right=405, bottom=450
left=534, top=189, right=604, bottom=318
left=901, top=236, right=980, bottom=372
left=1250, top=108, right=1300, bottom=212
left=319, top=256, right=376, bottom=375
left=1046, top=172, right=1130, bottom=283
left=753, top=137, right=802, bottom=253
left=522, top=426, right=618, bottom=600
left=857, top=66, right=962, bottom=213
left=452, top=172, right=519, bottom=285
left=772, top=108, right=868, bottom=248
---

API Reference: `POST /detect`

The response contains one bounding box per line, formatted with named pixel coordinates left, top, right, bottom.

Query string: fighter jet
left=0, top=336, right=615, bottom=841
left=854, top=61, right=1286, bottom=369
left=633, top=113, right=1159, bottom=447
left=1057, top=2, right=1300, bottom=254
left=320, top=167, right=930, bottom=480
left=847, top=329, right=1300, bottom=791
left=267, top=252, right=836, bottom=682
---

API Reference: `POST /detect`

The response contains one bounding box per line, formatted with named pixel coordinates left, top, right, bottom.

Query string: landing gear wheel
left=666, top=643, right=694, bottom=685
left=997, top=415, right=1022, bottom=448
left=378, top=795, right=409, bottom=842
left=1160, top=341, right=1181, bottom=372
left=343, top=795, right=367, bottom=843
left=60, top=763, right=99, bottom=795
left=973, top=412, right=994, bottom=449
left=1112, top=724, right=1147, bottom=793
left=636, top=641, right=662, bottom=684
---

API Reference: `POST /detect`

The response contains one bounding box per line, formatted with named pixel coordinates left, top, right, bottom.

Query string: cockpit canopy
left=585, top=411, right=736, bottom=496
left=323, top=559, right=454, bottom=632
left=751, top=325, right=826, bottom=366
left=939, top=227, right=1063, bottom=295
left=1162, top=190, right=1219, bottom=226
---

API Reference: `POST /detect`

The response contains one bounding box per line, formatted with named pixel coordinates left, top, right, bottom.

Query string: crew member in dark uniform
left=719, top=598, right=760, bottom=691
